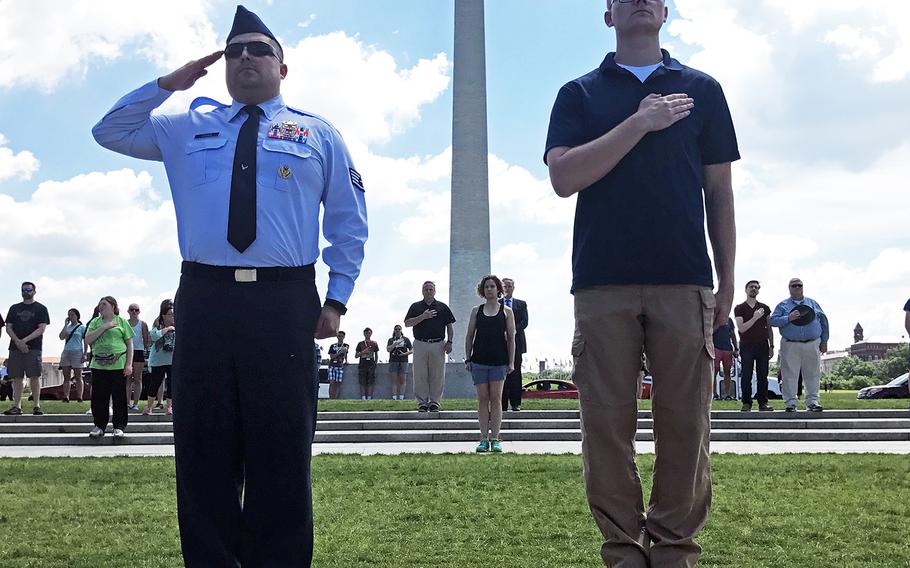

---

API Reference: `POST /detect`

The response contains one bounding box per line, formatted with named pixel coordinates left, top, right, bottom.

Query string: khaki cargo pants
left=572, top=285, right=716, bottom=568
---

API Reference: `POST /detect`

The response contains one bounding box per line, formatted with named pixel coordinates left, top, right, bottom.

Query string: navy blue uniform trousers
left=173, top=263, right=321, bottom=567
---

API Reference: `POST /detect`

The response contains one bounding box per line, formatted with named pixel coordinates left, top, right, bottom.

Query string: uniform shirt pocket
left=184, top=137, right=228, bottom=187
left=261, top=138, right=315, bottom=192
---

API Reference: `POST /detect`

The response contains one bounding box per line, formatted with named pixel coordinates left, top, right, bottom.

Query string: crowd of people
left=1, top=282, right=176, bottom=439
left=1, top=274, right=531, bottom=453
left=323, top=276, right=529, bottom=452
left=5, top=3, right=907, bottom=566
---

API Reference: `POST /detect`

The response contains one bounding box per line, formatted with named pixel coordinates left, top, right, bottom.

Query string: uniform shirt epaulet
left=285, top=106, right=334, bottom=129
left=190, top=97, right=230, bottom=112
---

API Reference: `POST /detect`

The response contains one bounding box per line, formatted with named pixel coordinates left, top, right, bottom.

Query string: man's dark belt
left=783, top=337, right=819, bottom=343
left=416, top=338, right=445, bottom=343
left=181, top=261, right=315, bottom=283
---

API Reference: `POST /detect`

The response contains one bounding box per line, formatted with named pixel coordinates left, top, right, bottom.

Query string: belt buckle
left=234, top=268, right=257, bottom=283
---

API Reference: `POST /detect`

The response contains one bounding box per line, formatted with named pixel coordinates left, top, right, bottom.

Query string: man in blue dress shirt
left=92, top=6, right=367, bottom=567
left=770, top=278, right=828, bottom=413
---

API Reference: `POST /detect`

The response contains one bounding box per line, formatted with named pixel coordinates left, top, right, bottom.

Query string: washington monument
left=449, top=0, right=490, bottom=360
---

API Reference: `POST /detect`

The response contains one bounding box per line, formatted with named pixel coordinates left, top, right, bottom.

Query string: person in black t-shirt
left=387, top=325, right=412, bottom=400
left=4, top=281, right=51, bottom=416
left=404, top=281, right=456, bottom=412
left=734, top=280, right=775, bottom=411
left=355, top=328, right=379, bottom=400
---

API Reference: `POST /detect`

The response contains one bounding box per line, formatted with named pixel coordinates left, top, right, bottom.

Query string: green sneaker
left=490, top=439, right=503, bottom=453
left=475, top=438, right=490, bottom=453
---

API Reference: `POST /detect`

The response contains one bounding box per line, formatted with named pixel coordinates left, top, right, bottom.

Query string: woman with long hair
left=145, top=299, right=175, bottom=415
left=387, top=324, right=413, bottom=400
left=84, top=296, right=134, bottom=439
left=58, top=308, right=86, bottom=403
left=464, top=275, right=516, bottom=453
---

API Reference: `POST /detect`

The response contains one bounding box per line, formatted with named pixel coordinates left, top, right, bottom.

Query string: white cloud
left=751, top=1, right=910, bottom=83
left=489, top=155, right=573, bottom=225
left=824, top=25, right=882, bottom=61
left=493, top=243, right=539, bottom=265
left=0, top=169, right=178, bottom=267
left=0, top=134, right=39, bottom=182
left=357, top=146, right=450, bottom=207
left=298, top=14, right=317, bottom=29
left=397, top=191, right=451, bottom=244
left=281, top=32, right=450, bottom=145
left=0, top=0, right=218, bottom=92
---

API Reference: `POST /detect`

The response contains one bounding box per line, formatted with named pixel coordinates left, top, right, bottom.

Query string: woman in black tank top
left=463, top=275, right=516, bottom=454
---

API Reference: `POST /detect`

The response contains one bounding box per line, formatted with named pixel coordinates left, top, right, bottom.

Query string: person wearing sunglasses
left=770, top=278, right=829, bottom=413
left=92, top=5, right=367, bottom=567
left=4, top=282, right=50, bottom=416
left=545, top=0, right=739, bottom=565
left=125, top=304, right=151, bottom=411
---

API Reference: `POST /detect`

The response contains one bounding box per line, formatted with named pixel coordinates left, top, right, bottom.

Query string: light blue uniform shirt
left=769, top=297, right=829, bottom=343
left=92, top=80, right=368, bottom=306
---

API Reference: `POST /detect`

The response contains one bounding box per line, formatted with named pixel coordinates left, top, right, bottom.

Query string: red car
left=522, top=379, right=579, bottom=399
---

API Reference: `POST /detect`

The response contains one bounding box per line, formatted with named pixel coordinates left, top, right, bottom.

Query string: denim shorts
left=470, top=363, right=508, bottom=385
left=388, top=361, right=409, bottom=375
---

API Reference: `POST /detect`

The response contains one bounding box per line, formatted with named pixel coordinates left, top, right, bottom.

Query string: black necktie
left=228, top=105, right=262, bottom=253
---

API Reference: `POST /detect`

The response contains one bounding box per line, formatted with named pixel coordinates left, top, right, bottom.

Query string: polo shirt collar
left=228, top=93, right=285, bottom=122
left=599, top=48, right=684, bottom=75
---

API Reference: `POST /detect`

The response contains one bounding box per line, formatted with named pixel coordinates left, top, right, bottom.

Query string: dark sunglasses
left=790, top=284, right=803, bottom=288
left=128, top=308, right=140, bottom=312
left=224, top=41, right=279, bottom=60
left=21, top=287, right=34, bottom=292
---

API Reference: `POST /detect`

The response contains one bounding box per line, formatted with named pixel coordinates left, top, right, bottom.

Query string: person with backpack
left=144, top=300, right=175, bottom=416
left=58, top=308, right=86, bottom=403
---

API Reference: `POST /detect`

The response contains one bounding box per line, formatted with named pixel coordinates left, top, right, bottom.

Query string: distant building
left=848, top=323, right=905, bottom=361
left=820, top=350, right=849, bottom=374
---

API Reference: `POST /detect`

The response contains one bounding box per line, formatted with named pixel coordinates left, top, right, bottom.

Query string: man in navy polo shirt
left=546, top=1, right=738, bottom=566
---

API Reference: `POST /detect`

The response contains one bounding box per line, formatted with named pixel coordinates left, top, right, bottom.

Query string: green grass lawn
left=15, top=390, right=908, bottom=415
left=0, top=454, right=907, bottom=567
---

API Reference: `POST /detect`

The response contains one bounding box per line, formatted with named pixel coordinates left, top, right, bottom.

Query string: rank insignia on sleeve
left=278, top=165, right=292, bottom=180
left=349, top=168, right=364, bottom=191
left=268, top=121, right=309, bottom=143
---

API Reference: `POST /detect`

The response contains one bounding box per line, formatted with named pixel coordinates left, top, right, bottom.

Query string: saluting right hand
left=754, top=308, right=765, bottom=318
left=158, top=51, right=224, bottom=92
left=636, top=93, right=695, bottom=132
left=422, top=309, right=437, bottom=320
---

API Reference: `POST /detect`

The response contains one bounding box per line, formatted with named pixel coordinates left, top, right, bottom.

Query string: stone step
left=2, top=417, right=908, bottom=435
left=2, top=428, right=908, bottom=446
left=1, top=409, right=907, bottom=423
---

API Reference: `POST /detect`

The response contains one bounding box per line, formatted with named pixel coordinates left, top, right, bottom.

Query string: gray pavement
left=2, top=440, right=909, bottom=458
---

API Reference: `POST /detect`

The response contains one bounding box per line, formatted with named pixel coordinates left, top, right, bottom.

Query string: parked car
left=716, top=358, right=783, bottom=400
left=857, top=373, right=909, bottom=399
left=522, top=379, right=578, bottom=399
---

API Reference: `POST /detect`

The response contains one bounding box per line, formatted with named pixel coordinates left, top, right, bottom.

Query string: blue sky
left=2, top=0, right=909, bottom=364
